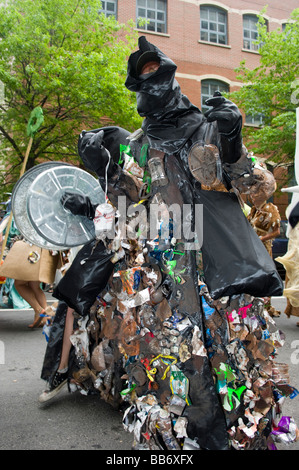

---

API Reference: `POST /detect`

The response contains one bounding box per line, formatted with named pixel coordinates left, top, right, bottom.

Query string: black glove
left=204, top=91, right=242, bottom=136
left=78, top=129, right=118, bottom=178
left=60, top=192, right=97, bottom=219
left=205, top=91, right=243, bottom=165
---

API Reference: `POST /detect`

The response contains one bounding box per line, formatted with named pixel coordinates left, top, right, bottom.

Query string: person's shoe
left=28, top=306, right=54, bottom=329
left=28, top=317, right=46, bottom=328
left=38, top=370, right=68, bottom=403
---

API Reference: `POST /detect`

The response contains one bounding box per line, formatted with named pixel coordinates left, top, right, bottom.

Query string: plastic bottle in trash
left=156, top=410, right=180, bottom=450
left=162, top=431, right=180, bottom=450
left=148, top=156, right=169, bottom=187
left=93, top=203, right=115, bottom=239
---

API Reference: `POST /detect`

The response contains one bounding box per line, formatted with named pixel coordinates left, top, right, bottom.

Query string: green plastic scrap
left=139, top=143, right=149, bottom=168
left=163, top=254, right=186, bottom=283
left=119, top=142, right=148, bottom=168
left=214, top=363, right=246, bottom=411
left=142, top=170, right=151, bottom=193
left=224, top=385, right=247, bottom=412
left=120, top=383, right=136, bottom=396
left=119, top=144, right=132, bottom=164
left=169, top=365, right=191, bottom=405
left=214, top=362, right=237, bottom=384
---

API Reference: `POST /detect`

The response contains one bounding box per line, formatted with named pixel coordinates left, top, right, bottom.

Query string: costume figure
left=248, top=201, right=280, bottom=256
left=276, top=202, right=299, bottom=323
left=247, top=167, right=281, bottom=318
left=39, top=37, right=298, bottom=451
left=247, top=167, right=281, bottom=257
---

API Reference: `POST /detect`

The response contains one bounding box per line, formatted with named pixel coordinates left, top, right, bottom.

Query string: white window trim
left=176, top=72, right=240, bottom=89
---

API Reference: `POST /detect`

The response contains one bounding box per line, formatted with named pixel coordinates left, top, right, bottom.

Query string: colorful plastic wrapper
left=271, top=416, right=298, bottom=445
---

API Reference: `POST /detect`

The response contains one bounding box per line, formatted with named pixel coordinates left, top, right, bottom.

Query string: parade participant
left=247, top=167, right=281, bottom=317
left=276, top=202, right=299, bottom=324
left=247, top=167, right=281, bottom=257
left=77, top=36, right=282, bottom=301
left=14, top=279, right=51, bottom=328
left=39, top=305, right=75, bottom=402
left=38, top=37, right=296, bottom=451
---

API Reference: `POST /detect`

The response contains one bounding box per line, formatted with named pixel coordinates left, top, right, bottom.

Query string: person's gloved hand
left=204, top=91, right=242, bottom=136
left=60, top=192, right=96, bottom=219
left=78, top=129, right=117, bottom=178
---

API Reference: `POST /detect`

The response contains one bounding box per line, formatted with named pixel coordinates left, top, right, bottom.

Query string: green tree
left=230, top=8, right=299, bottom=167
left=0, top=0, right=142, bottom=196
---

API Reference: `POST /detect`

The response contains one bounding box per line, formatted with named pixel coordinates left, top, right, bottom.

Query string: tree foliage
left=0, top=0, right=142, bottom=195
left=230, top=8, right=299, bottom=167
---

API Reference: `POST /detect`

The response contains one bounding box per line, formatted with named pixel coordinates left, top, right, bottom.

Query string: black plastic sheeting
left=41, top=301, right=71, bottom=383
left=39, top=36, right=295, bottom=451
left=125, top=36, right=242, bottom=168
left=197, top=189, right=283, bottom=299
left=53, top=240, right=114, bottom=317
left=125, top=37, right=208, bottom=155
left=78, top=126, right=130, bottom=178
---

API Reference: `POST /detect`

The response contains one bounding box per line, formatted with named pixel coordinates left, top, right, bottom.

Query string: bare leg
left=29, top=281, right=47, bottom=310
left=58, top=307, right=74, bottom=370
left=14, top=280, right=42, bottom=312
left=14, top=280, right=46, bottom=327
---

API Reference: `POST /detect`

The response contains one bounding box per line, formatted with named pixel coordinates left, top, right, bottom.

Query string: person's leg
left=14, top=280, right=45, bottom=327
left=29, top=281, right=47, bottom=310
left=38, top=306, right=75, bottom=403
left=58, top=307, right=74, bottom=371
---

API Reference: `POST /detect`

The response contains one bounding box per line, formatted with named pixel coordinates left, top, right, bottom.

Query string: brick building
left=101, top=0, right=298, bottom=217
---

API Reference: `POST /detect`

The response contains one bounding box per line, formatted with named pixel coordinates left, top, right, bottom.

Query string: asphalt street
left=0, top=294, right=298, bottom=451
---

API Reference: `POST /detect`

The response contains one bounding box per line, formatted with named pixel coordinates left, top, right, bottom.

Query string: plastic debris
left=40, top=36, right=298, bottom=452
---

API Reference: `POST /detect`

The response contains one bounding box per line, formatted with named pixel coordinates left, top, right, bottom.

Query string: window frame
left=200, top=5, right=228, bottom=46
left=243, top=14, right=263, bottom=51
left=201, top=79, right=230, bottom=114
left=99, top=0, right=118, bottom=19
left=245, top=113, right=265, bottom=127
left=136, top=0, right=167, bottom=34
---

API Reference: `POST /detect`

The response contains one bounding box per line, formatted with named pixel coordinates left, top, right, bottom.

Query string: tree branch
left=0, top=125, right=23, bottom=160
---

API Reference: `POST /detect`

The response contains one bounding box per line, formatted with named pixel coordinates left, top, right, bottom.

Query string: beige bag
left=0, top=240, right=59, bottom=283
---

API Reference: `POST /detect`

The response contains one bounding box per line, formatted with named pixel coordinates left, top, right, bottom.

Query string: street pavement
left=0, top=294, right=298, bottom=451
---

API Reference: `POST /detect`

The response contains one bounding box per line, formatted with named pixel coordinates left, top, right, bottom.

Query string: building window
left=137, top=0, right=167, bottom=34
left=201, top=79, right=229, bottom=114
left=200, top=5, right=227, bottom=45
left=243, top=14, right=262, bottom=51
left=99, top=0, right=117, bottom=18
left=245, top=113, right=264, bottom=126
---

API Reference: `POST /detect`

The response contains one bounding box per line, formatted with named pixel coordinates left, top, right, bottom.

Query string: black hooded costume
left=39, top=37, right=291, bottom=452
left=68, top=36, right=282, bottom=302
